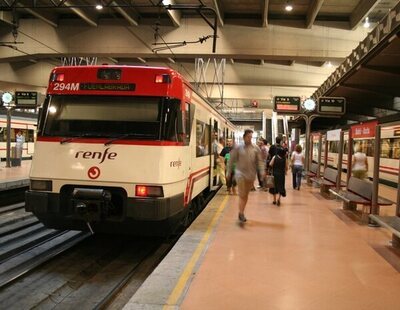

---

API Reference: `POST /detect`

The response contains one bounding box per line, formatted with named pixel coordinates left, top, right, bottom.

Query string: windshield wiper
left=104, top=133, right=154, bottom=146
left=60, top=133, right=101, bottom=144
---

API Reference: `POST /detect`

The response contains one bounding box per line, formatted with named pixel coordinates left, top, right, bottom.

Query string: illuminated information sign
left=318, top=97, right=346, bottom=115
left=273, top=96, right=301, bottom=113
left=15, top=91, right=38, bottom=108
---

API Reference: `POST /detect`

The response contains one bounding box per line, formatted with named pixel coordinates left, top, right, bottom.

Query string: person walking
left=291, top=144, right=304, bottom=190
left=257, top=139, right=268, bottom=188
left=269, top=147, right=288, bottom=206
left=220, top=138, right=236, bottom=194
left=228, top=129, right=265, bottom=223
left=214, top=136, right=227, bottom=186
left=352, top=145, right=368, bottom=179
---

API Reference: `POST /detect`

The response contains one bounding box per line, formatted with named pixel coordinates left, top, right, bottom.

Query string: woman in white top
left=352, top=145, right=368, bottom=179
left=291, top=144, right=305, bottom=190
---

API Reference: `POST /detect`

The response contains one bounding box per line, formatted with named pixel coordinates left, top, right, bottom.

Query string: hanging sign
left=351, top=121, right=378, bottom=139
left=15, top=91, right=38, bottom=108
left=318, top=97, right=346, bottom=115
left=273, top=96, right=301, bottom=113
left=327, top=129, right=341, bottom=141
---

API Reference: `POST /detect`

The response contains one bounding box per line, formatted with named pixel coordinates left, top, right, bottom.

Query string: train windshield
left=42, top=95, right=181, bottom=141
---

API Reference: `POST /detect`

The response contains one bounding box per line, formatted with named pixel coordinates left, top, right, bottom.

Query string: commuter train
left=25, top=65, right=236, bottom=235
left=306, top=124, right=400, bottom=186
left=0, top=114, right=36, bottom=161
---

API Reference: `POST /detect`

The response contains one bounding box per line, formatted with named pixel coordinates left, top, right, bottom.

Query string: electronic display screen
left=318, top=97, right=346, bottom=115
left=15, top=91, right=38, bottom=108
left=273, top=96, right=301, bottom=113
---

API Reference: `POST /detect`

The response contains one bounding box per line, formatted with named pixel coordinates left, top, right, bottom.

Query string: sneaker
left=238, top=213, right=247, bottom=222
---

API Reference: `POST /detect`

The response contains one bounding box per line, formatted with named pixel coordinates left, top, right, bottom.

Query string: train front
left=25, top=66, right=191, bottom=235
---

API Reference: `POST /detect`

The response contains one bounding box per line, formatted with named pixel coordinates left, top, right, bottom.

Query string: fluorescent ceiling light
left=285, top=2, right=293, bottom=12
left=363, top=17, right=370, bottom=28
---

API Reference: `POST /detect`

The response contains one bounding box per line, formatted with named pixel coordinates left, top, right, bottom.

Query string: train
left=25, top=65, right=236, bottom=235
left=303, top=123, right=400, bottom=186
left=0, top=114, right=37, bottom=161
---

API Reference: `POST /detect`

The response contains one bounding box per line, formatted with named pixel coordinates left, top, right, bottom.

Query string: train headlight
left=135, top=185, right=164, bottom=197
left=30, top=180, right=53, bottom=191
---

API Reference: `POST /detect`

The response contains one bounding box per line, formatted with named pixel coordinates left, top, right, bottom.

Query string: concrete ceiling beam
left=349, top=0, right=379, bottom=30
left=111, top=1, right=139, bottom=26
left=306, top=0, right=324, bottom=29
left=163, top=0, right=181, bottom=27
left=19, top=5, right=58, bottom=28
left=64, top=0, right=97, bottom=27
left=262, top=0, right=269, bottom=27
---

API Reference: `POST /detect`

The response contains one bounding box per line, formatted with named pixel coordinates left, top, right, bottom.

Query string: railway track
left=0, top=234, right=172, bottom=309
left=0, top=187, right=217, bottom=308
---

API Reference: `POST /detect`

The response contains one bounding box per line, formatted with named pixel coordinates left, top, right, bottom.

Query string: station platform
left=0, top=160, right=31, bottom=191
left=125, top=179, right=400, bottom=310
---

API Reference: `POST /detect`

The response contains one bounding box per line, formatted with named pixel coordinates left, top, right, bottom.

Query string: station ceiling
left=0, top=0, right=399, bottom=129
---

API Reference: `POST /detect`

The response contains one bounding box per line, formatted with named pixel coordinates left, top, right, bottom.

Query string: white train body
left=25, top=66, right=235, bottom=235
left=0, top=114, right=36, bottom=160
left=308, top=124, right=400, bottom=185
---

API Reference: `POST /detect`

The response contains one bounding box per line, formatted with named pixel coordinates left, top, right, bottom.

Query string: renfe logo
left=75, top=148, right=117, bottom=164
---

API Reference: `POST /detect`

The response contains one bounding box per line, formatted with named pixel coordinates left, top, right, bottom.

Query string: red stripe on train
left=184, top=167, right=210, bottom=205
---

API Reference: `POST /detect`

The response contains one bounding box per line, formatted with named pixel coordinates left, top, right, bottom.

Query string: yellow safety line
left=163, top=194, right=229, bottom=309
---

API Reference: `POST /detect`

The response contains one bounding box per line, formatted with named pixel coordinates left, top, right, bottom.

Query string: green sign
left=15, top=91, right=38, bottom=108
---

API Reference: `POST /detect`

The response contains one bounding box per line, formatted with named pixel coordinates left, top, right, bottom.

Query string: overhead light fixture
left=95, top=3, right=103, bottom=10
left=285, top=1, right=293, bottom=12
left=363, top=17, right=370, bottom=28
left=325, top=61, right=333, bottom=68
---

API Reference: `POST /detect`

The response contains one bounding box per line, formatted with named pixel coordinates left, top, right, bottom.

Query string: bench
left=369, top=215, right=400, bottom=248
left=329, top=176, right=393, bottom=223
left=306, top=163, right=319, bottom=185
left=312, top=167, right=346, bottom=199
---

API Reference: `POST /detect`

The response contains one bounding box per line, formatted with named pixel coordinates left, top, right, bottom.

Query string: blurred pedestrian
left=228, top=129, right=265, bottom=223
left=352, top=145, right=368, bottom=179
left=221, top=138, right=236, bottom=194
left=15, top=130, right=25, bottom=158
left=257, top=139, right=268, bottom=188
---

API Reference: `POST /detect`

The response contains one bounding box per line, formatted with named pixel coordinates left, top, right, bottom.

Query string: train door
left=210, top=119, right=220, bottom=190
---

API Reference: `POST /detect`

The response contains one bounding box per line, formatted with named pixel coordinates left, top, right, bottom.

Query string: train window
left=343, top=141, right=348, bottom=154
left=185, top=102, right=195, bottom=143
left=27, top=130, right=35, bottom=142
left=381, top=139, right=391, bottom=158
left=162, top=99, right=182, bottom=142
left=392, top=138, right=400, bottom=159
left=0, top=127, right=5, bottom=142
left=365, top=140, right=374, bottom=157
left=44, top=95, right=163, bottom=139
left=196, top=120, right=210, bottom=157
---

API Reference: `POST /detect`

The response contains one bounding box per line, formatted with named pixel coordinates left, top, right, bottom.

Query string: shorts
left=353, top=170, right=367, bottom=179
left=236, top=176, right=254, bottom=199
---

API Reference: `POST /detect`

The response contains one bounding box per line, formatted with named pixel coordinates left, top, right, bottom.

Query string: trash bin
left=11, top=146, right=22, bottom=167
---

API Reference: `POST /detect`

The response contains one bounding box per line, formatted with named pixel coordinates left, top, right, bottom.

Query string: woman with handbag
left=269, top=147, right=288, bottom=206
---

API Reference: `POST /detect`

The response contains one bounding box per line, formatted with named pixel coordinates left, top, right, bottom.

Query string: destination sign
left=79, top=83, right=135, bottom=91
left=15, top=91, right=38, bottom=108
left=318, top=97, right=346, bottom=115
left=273, top=96, right=301, bottom=113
